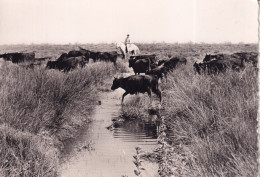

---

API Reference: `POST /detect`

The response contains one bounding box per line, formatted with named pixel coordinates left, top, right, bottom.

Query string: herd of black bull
left=46, top=48, right=118, bottom=71
left=0, top=47, right=118, bottom=71
left=194, top=52, right=258, bottom=74
left=112, top=51, right=258, bottom=104
left=0, top=49, right=258, bottom=104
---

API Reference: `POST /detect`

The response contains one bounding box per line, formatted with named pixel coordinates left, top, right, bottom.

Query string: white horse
left=116, top=42, right=140, bottom=59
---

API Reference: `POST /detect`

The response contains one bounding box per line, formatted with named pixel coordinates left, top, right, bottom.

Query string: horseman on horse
left=116, top=34, right=140, bottom=59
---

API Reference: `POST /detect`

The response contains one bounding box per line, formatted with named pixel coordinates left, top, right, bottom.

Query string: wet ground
left=60, top=87, right=159, bottom=177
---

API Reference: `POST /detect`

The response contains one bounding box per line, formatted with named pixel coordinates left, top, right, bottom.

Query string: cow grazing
left=46, top=56, right=86, bottom=72
left=158, top=57, right=187, bottom=71
left=57, top=53, right=69, bottom=61
left=0, top=52, right=35, bottom=63
left=96, top=51, right=118, bottom=64
left=231, top=52, right=258, bottom=67
left=203, top=52, right=258, bottom=67
left=203, top=54, right=230, bottom=62
left=193, top=58, right=244, bottom=74
left=111, top=75, right=162, bottom=104
left=57, top=50, right=91, bottom=63
left=150, top=63, right=159, bottom=69
left=67, top=50, right=85, bottom=58
left=129, top=58, right=151, bottom=75
left=146, top=63, right=167, bottom=79
left=130, top=54, right=157, bottom=64
left=78, top=46, right=118, bottom=64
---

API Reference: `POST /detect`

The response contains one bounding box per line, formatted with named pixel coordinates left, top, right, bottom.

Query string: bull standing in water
left=111, top=75, right=162, bottom=104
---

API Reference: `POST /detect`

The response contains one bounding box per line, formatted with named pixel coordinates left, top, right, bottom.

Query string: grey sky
left=0, top=0, right=257, bottom=44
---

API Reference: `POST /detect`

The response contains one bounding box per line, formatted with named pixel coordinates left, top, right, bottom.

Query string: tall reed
left=0, top=61, right=116, bottom=176
left=121, top=64, right=258, bottom=176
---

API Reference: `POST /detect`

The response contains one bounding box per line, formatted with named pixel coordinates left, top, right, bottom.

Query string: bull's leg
left=147, top=89, right=152, bottom=104
left=153, top=89, right=162, bottom=104
left=162, top=74, right=167, bottom=84
left=121, top=92, right=129, bottom=104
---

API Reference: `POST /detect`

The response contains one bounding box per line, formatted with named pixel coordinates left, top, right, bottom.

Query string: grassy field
left=0, top=43, right=257, bottom=177
left=0, top=43, right=124, bottom=176
left=120, top=43, right=258, bottom=176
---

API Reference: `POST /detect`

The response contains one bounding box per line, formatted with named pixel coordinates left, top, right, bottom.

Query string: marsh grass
left=0, top=61, right=116, bottom=176
left=133, top=147, right=145, bottom=177
left=0, top=43, right=257, bottom=177
left=121, top=63, right=258, bottom=176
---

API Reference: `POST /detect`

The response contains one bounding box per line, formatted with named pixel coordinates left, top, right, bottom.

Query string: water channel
left=60, top=87, right=159, bottom=177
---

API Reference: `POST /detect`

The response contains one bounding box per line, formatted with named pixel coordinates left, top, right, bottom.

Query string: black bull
left=193, top=58, right=244, bottom=74
left=57, top=49, right=118, bottom=64
left=111, top=75, right=162, bottom=104
left=46, top=56, right=86, bottom=72
left=146, top=57, right=187, bottom=79
left=129, top=58, right=151, bottom=75
left=203, top=52, right=258, bottom=67
left=0, top=52, right=35, bottom=63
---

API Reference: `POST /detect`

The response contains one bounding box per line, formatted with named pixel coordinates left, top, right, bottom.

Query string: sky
left=0, top=0, right=258, bottom=44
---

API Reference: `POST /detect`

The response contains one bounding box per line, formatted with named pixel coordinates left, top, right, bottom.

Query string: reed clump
left=121, top=63, right=258, bottom=176
left=0, top=61, right=116, bottom=176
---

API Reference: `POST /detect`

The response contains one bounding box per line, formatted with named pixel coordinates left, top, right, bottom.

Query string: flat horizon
left=0, top=42, right=257, bottom=46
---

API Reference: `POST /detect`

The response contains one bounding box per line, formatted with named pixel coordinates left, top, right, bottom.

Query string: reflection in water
left=112, top=118, right=159, bottom=143
left=61, top=89, right=159, bottom=177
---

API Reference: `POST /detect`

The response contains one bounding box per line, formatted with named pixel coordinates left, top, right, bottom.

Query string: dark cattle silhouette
left=78, top=46, right=118, bottom=64
left=158, top=57, right=187, bottom=71
left=67, top=50, right=85, bottom=58
left=203, top=54, right=231, bottom=62
left=129, top=58, right=151, bottom=75
left=194, top=58, right=244, bottom=74
left=111, top=75, right=162, bottom=104
left=203, top=52, right=258, bottom=67
left=150, top=63, right=159, bottom=69
left=57, top=53, right=69, bottom=61
left=96, top=51, right=118, bottom=64
left=231, top=52, right=258, bottom=67
left=130, top=54, right=157, bottom=64
left=46, top=56, right=86, bottom=72
left=0, top=52, right=35, bottom=63
left=146, top=63, right=167, bottom=79
left=56, top=48, right=118, bottom=64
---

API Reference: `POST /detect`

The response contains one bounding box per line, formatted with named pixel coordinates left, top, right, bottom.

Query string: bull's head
left=0, top=53, right=10, bottom=60
left=128, top=58, right=135, bottom=67
left=46, top=61, right=56, bottom=69
left=111, top=77, right=121, bottom=90
left=158, top=60, right=165, bottom=66
left=204, top=53, right=213, bottom=62
left=0, top=54, right=5, bottom=58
